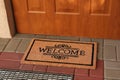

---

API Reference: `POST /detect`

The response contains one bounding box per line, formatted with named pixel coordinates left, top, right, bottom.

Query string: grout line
left=115, top=46, right=118, bottom=61
left=102, top=39, right=104, bottom=60
left=15, top=39, right=23, bottom=53
left=45, top=65, right=48, bottom=72
left=102, top=39, right=105, bottom=61
left=102, top=40, right=105, bottom=80
left=88, top=69, right=90, bottom=77
left=73, top=68, right=76, bottom=76
left=32, top=64, right=35, bottom=71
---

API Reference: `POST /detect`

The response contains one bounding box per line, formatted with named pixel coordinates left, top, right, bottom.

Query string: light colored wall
left=0, top=0, right=12, bottom=38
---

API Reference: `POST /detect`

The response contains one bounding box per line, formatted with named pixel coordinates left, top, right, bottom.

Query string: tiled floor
left=0, top=34, right=120, bottom=80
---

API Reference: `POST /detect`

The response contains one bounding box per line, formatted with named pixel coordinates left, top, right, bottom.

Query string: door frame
left=1, top=0, right=16, bottom=38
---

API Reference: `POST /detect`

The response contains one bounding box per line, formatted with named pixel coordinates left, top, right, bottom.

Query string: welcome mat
left=21, top=39, right=97, bottom=69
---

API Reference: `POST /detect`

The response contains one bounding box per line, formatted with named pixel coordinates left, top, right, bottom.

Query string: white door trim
left=0, top=0, right=16, bottom=38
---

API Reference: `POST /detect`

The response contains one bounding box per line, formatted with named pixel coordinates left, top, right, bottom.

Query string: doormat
left=0, top=69, right=73, bottom=80
left=21, top=39, right=97, bottom=69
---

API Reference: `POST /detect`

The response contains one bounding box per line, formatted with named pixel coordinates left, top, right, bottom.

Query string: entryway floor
left=0, top=34, right=120, bottom=80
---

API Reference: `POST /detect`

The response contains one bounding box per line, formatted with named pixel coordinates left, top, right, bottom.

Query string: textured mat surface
left=0, top=69, right=73, bottom=80
left=22, top=39, right=97, bottom=69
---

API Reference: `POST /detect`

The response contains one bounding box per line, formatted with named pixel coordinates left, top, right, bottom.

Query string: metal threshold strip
left=0, top=69, right=73, bottom=80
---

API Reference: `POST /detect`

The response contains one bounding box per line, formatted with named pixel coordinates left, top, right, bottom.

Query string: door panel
left=56, top=0, right=79, bottom=13
left=12, top=0, right=120, bottom=39
left=87, top=0, right=120, bottom=39
left=27, top=0, right=45, bottom=12
left=91, top=0, right=111, bottom=14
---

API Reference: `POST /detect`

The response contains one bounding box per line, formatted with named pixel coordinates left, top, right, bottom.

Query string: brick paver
left=0, top=38, right=10, bottom=52
left=47, top=66, right=75, bottom=75
left=20, top=64, right=34, bottom=71
left=33, top=65, right=47, bottom=72
left=75, top=68, right=89, bottom=77
left=90, top=60, right=104, bottom=78
left=0, top=60, right=20, bottom=70
left=104, top=45, right=116, bottom=61
left=74, top=76, right=103, bottom=80
left=3, top=39, right=21, bottom=52
left=0, top=52, right=23, bottom=61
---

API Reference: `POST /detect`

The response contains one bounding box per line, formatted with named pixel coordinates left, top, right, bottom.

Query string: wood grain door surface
left=12, top=0, right=120, bottom=39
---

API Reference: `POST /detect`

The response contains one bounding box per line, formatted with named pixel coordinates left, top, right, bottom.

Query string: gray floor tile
left=36, top=35, right=80, bottom=41
left=92, top=39, right=104, bottom=60
left=3, top=39, right=22, bottom=52
left=0, top=38, right=10, bottom=52
left=57, top=36, right=80, bottom=41
left=104, top=69, right=120, bottom=79
left=35, top=34, right=47, bottom=39
left=14, top=34, right=36, bottom=39
left=104, top=61, right=120, bottom=70
left=116, top=46, right=120, bottom=61
left=16, top=39, right=32, bottom=53
left=104, top=39, right=120, bottom=46
left=46, top=35, right=59, bottom=39
left=80, top=37, right=92, bottom=42
left=104, top=45, right=117, bottom=61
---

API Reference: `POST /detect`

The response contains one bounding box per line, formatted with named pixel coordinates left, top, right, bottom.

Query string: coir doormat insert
left=21, top=39, right=97, bottom=69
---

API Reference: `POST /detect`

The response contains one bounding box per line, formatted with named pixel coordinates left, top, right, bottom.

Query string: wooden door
left=12, top=0, right=120, bottom=39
